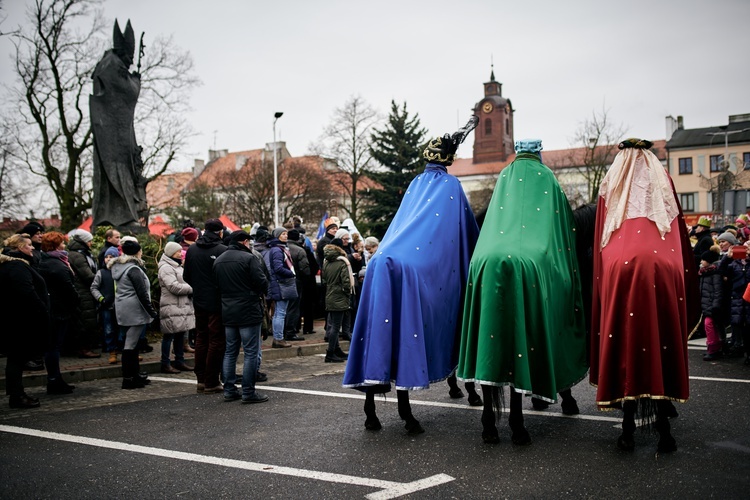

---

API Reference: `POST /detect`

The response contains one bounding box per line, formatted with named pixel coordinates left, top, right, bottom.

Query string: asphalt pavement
left=1, top=335, right=749, bottom=499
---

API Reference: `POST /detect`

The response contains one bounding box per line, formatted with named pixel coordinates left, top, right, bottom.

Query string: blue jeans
left=222, top=324, right=261, bottom=398
left=272, top=300, right=288, bottom=341
left=101, top=309, right=118, bottom=353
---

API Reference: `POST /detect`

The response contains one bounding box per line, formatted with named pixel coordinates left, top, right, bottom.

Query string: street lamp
left=273, top=111, right=284, bottom=227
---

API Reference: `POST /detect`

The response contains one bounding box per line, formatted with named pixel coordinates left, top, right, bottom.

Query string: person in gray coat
left=157, top=241, right=195, bottom=374
left=110, top=240, right=157, bottom=389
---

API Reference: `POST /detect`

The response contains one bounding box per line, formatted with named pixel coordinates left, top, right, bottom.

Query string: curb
left=0, top=341, right=348, bottom=391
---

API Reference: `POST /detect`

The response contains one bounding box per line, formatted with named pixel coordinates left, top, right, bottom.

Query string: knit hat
left=288, top=229, right=300, bottom=241
left=104, top=246, right=120, bottom=259
left=181, top=227, right=199, bottom=241
left=330, top=238, right=344, bottom=248
left=254, top=227, right=269, bottom=243
left=697, top=217, right=712, bottom=228
left=121, top=235, right=138, bottom=244
left=18, top=222, right=44, bottom=237
left=335, top=228, right=350, bottom=240
left=272, top=227, right=287, bottom=239
left=324, top=218, right=338, bottom=232
left=122, top=240, right=141, bottom=256
left=76, top=229, right=93, bottom=243
left=717, top=232, right=739, bottom=245
left=709, top=227, right=722, bottom=234
left=164, top=241, right=182, bottom=257
left=229, top=230, right=251, bottom=243
left=701, top=249, right=721, bottom=264
left=205, top=218, right=223, bottom=232
left=735, top=218, right=747, bottom=227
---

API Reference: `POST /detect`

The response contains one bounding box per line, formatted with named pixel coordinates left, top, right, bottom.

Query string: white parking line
left=0, top=424, right=453, bottom=500
left=151, top=377, right=624, bottom=424
left=690, top=375, right=750, bottom=384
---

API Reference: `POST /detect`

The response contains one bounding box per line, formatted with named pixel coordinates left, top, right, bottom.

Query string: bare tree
left=220, top=156, right=332, bottom=226
left=569, top=106, right=627, bottom=203
left=165, top=181, right=225, bottom=227
left=0, top=122, right=36, bottom=218
left=5, top=0, right=198, bottom=230
left=312, top=95, right=380, bottom=222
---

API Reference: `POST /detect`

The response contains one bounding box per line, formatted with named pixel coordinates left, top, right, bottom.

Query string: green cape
left=457, top=153, right=587, bottom=401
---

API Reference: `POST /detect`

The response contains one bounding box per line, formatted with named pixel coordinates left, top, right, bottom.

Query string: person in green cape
left=457, top=138, right=588, bottom=445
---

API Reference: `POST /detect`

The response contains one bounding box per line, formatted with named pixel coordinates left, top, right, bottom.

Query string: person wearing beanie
left=157, top=240, right=195, bottom=374
left=321, top=240, right=353, bottom=363
left=18, top=222, right=44, bottom=268
left=283, top=227, right=310, bottom=342
left=213, top=230, right=270, bottom=403
left=91, top=245, right=121, bottom=364
left=316, top=218, right=339, bottom=268
left=183, top=217, right=227, bottom=393
left=343, top=116, right=480, bottom=435
left=263, top=226, right=297, bottom=348
left=110, top=238, right=157, bottom=389
left=693, top=217, right=715, bottom=269
left=699, top=246, right=725, bottom=361
left=67, top=228, right=101, bottom=359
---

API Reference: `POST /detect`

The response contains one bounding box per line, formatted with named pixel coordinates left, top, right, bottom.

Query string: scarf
left=337, top=255, right=355, bottom=292
left=47, top=250, right=73, bottom=272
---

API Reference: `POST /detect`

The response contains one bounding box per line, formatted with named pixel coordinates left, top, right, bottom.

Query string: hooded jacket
left=68, top=236, right=99, bottom=334
left=157, top=253, right=195, bottom=334
left=322, top=244, right=352, bottom=311
left=183, top=230, right=227, bottom=313
left=213, top=242, right=269, bottom=326
left=110, top=254, right=157, bottom=326
left=264, top=238, right=298, bottom=301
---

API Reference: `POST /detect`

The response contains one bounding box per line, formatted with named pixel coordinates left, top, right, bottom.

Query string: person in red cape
left=589, top=138, right=699, bottom=453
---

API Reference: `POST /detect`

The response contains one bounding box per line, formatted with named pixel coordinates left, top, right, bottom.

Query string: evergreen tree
left=361, top=101, right=427, bottom=238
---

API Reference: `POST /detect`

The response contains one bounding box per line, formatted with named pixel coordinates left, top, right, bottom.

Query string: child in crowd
left=699, top=247, right=724, bottom=361
left=91, top=246, right=120, bottom=364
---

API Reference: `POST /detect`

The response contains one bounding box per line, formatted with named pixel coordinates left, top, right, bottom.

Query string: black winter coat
left=719, top=255, right=750, bottom=326
left=698, top=265, right=724, bottom=318
left=68, top=237, right=99, bottom=334
left=0, top=252, right=49, bottom=356
left=37, top=252, right=79, bottom=321
left=183, top=231, right=227, bottom=313
left=213, top=243, right=269, bottom=326
left=693, top=231, right=715, bottom=269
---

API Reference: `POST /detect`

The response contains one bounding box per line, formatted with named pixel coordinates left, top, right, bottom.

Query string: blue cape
left=342, top=164, right=479, bottom=391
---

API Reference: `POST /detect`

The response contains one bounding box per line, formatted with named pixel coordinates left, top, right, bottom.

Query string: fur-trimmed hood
left=109, top=253, right=146, bottom=280
left=323, top=244, right=346, bottom=262
left=0, top=253, right=29, bottom=266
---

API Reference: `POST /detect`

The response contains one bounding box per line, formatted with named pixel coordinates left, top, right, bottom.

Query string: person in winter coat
left=264, top=227, right=298, bottom=349
left=719, top=244, right=750, bottom=363
left=178, top=227, right=200, bottom=353
left=157, top=241, right=195, bottom=374
left=91, top=246, right=121, bottom=364
left=183, top=219, right=227, bottom=393
left=322, top=241, right=352, bottom=363
left=699, top=248, right=725, bottom=361
left=110, top=240, right=158, bottom=389
left=0, top=234, right=49, bottom=408
left=213, top=231, right=269, bottom=403
left=37, top=232, right=79, bottom=395
left=316, top=219, right=338, bottom=268
left=692, top=217, right=715, bottom=270
left=284, top=229, right=309, bottom=342
left=67, top=230, right=100, bottom=358
left=96, top=228, right=121, bottom=267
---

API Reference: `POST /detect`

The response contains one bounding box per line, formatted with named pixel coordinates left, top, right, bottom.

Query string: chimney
left=729, top=113, right=750, bottom=124
left=193, top=159, right=205, bottom=177
left=665, top=115, right=678, bottom=140
left=677, top=116, right=684, bottom=130
left=235, top=155, right=246, bottom=171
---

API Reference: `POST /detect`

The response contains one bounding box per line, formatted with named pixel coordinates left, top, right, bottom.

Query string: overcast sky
left=2, top=0, right=749, bottom=173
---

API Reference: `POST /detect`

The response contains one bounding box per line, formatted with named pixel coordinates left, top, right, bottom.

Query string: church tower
left=472, top=67, right=514, bottom=164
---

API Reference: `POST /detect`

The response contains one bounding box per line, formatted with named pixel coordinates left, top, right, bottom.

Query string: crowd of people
left=692, top=216, right=750, bottom=363
left=1, top=216, right=380, bottom=408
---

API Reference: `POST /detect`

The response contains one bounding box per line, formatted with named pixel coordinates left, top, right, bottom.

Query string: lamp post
left=273, top=112, right=283, bottom=227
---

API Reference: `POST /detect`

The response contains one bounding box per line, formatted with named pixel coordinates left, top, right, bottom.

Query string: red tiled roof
left=147, top=172, right=193, bottom=209
left=187, top=149, right=264, bottom=189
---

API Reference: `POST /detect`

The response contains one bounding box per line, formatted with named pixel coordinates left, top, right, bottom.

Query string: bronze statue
left=90, top=19, right=147, bottom=232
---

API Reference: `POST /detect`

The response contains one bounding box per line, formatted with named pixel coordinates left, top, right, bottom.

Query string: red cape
left=589, top=194, right=698, bottom=408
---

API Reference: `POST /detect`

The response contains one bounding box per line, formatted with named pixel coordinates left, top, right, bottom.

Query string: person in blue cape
left=342, top=116, right=479, bottom=434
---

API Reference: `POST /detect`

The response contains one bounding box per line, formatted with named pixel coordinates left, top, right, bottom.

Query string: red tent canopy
left=219, top=214, right=240, bottom=231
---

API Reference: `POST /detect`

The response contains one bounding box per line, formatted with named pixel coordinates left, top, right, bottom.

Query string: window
left=710, top=154, right=723, bottom=172
left=680, top=193, right=695, bottom=212
left=505, top=118, right=509, bottom=135
left=744, top=152, right=750, bottom=170
left=678, top=158, right=692, bottom=174
left=484, top=118, right=492, bottom=135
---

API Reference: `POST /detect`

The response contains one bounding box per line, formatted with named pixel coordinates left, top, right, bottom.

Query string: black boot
left=122, top=350, right=145, bottom=389
left=509, top=389, right=531, bottom=445
left=47, top=376, right=75, bottom=395
left=325, top=350, right=345, bottom=363
left=397, top=390, right=424, bottom=434
left=364, top=390, right=381, bottom=430
left=465, top=382, right=483, bottom=407
left=480, top=385, right=499, bottom=444
left=334, top=346, right=348, bottom=360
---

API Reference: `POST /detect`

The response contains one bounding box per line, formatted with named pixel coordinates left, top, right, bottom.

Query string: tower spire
left=490, top=55, right=495, bottom=81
